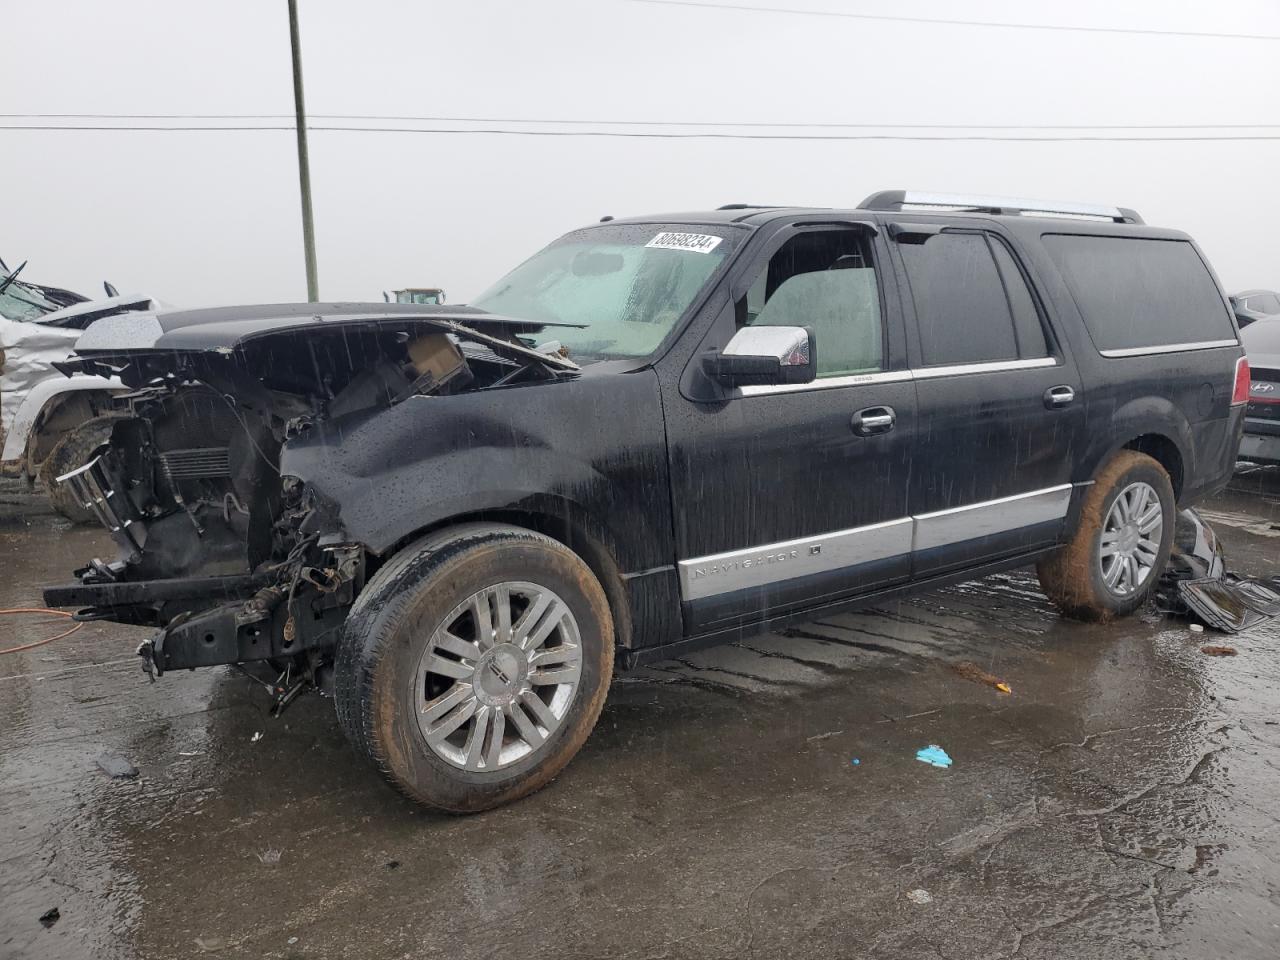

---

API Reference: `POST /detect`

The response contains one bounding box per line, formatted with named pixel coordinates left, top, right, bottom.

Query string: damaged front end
left=42, top=304, right=578, bottom=687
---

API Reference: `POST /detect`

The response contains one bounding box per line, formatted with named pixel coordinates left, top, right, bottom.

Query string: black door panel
left=890, top=222, right=1087, bottom=575
left=669, top=380, right=917, bottom=631
left=666, top=221, right=917, bottom=634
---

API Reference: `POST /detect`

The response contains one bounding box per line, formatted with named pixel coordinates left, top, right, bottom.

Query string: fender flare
left=1076, top=395, right=1194, bottom=498
left=1, top=375, right=124, bottom=465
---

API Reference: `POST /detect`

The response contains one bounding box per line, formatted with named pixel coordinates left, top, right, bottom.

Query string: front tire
left=334, top=524, right=614, bottom=813
left=1037, top=450, right=1175, bottom=620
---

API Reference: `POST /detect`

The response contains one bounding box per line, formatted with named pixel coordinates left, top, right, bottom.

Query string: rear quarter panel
left=1010, top=224, right=1243, bottom=504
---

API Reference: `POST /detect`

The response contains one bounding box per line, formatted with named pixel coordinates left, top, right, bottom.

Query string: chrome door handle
left=1043, top=385, right=1075, bottom=409
left=852, top=406, right=896, bottom=436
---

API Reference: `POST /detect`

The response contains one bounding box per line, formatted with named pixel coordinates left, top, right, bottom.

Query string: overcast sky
left=4, top=0, right=1279, bottom=307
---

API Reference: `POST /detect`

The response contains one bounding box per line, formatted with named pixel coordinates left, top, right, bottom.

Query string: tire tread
left=333, top=523, right=613, bottom=813
left=1037, top=450, right=1174, bottom=621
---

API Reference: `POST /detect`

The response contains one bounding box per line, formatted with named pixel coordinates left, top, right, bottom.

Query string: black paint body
left=271, top=207, right=1246, bottom=659
left=46, top=206, right=1247, bottom=666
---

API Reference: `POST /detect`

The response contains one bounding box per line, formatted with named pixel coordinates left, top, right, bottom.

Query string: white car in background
left=1, top=288, right=163, bottom=522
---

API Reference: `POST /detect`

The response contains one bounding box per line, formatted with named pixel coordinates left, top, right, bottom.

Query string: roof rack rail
left=858, top=190, right=1143, bottom=224
left=716, top=203, right=785, bottom=211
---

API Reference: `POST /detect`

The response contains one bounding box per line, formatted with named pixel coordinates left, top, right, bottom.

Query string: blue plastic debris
left=915, top=745, right=952, bottom=768
left=850, top=758, right=861, bottom=766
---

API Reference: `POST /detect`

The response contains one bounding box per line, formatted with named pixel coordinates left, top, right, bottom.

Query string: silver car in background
left=1240, top=317, right=1280, bottom=464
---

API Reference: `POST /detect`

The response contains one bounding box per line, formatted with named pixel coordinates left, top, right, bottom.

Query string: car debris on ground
left=1156, top=508, right=1280, bottom=633
left=94, top=754, right=139, bottom=779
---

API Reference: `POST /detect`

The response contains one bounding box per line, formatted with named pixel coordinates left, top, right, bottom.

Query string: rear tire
left=1037, top=450, right=1175, bottom=621
left=38, top=416, right=118, bottom=525
left=334, top=524, right=614, bottom=813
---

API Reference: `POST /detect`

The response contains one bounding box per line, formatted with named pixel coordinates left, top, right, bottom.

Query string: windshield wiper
left=0, top=260, right=28, bottom=296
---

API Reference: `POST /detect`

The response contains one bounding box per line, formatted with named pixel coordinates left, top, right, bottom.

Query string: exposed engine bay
left=43, top=306, right=579, bottom=703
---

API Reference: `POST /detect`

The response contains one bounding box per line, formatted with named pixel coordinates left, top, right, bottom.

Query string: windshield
left=473, top=223, right=740, bottom=360
left=0, top=280, right=60, bottom=321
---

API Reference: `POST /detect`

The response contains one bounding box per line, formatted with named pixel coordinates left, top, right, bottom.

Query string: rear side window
left=989, top=238, right=1048, bottom=358
left=899, top=232, right=1020, bottom=366
left=1042, top=235, right=1235, bottom=353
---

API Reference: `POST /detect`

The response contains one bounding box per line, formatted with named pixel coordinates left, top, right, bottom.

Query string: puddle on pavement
left=1, top=480, right=1278, bottom=959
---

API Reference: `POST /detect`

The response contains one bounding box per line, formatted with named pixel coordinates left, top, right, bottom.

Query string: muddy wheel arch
left=375, top=505, right=642, bottom=654
left=2, top=381, right=123, bottom=478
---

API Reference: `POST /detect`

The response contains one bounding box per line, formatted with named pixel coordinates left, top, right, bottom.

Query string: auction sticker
left=645, top=232, right=723, bottom=254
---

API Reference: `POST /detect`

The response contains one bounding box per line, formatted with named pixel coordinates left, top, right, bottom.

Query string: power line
left=3, top=124, right=1279, bottom=142
left=0, top=125, right=298, bottom=131
left=625, top=0, right=1280, bottom=41
left=2, top=113, right=1279, bottom=131
left=318, top=128, right=1280, bottom=142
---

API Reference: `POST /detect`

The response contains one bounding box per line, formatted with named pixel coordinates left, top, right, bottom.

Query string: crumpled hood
left=72, top=302, right=576, bottom=355
left=61, top=302, right=580, bottom=388
left=38, top=294, right=165, bottom=331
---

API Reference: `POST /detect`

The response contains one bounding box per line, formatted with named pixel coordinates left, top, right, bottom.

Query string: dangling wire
left=0, top=608, right=85, bottom=655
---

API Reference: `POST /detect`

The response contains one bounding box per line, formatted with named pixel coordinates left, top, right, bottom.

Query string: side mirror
left=704, top=325, right=816, bottom=387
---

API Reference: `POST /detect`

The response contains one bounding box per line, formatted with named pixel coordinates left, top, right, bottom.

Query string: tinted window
left=899, top=232, right=1018, bottom=365
left=989, top=238, right=1048, bottom=358
left=1043, top=235, right=1235, bottom=352
left=742, top=230, right=882, bottom=377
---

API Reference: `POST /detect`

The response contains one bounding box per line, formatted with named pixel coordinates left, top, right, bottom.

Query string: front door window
left=741, top=230, right=884, bottom=378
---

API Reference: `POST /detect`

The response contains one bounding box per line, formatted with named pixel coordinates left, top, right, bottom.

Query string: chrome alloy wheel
left=1098, top=481, right=1164, bottom=597
left=413, top=581, right=582, bottom=771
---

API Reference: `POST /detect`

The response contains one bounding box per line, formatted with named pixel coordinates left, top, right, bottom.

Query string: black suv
left=46, top=190, right=1248, bottom=812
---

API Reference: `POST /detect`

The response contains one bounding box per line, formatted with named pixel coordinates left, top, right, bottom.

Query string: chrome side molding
left=679, top=518, right=912, bottom=602
left=1097, top=339, right=1239, bottom=358
left=677, top=483, right=1076, bottom=600
left=737, top=357, right=1057, bottom=396
left=912, top=484, right=1071, bottom=553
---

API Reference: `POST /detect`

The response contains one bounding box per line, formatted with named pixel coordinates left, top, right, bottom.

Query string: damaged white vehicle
left=1, top=292, right=162, bottom=521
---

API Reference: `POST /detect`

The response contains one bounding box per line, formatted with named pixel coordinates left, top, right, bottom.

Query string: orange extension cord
left=0, top=608, right=85, bottom=655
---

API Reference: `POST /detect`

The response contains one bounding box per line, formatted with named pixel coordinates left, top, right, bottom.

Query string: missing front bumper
left=43, top=574, right=262, bottom=628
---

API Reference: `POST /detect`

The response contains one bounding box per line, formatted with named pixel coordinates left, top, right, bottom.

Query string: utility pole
left=288, top=0, right=319, bottom=301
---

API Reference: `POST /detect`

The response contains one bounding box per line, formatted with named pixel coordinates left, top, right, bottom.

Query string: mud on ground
left=2, top=469, right=1279, bottom=959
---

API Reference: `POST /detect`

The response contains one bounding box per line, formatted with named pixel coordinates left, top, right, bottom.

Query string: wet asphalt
left=1, top=472, right=1279, bottom=960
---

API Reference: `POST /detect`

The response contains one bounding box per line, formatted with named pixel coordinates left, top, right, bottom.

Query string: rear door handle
left=852, top=406, right=896, bottom=436
left=1043, top=385, right=1075, bottom=409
